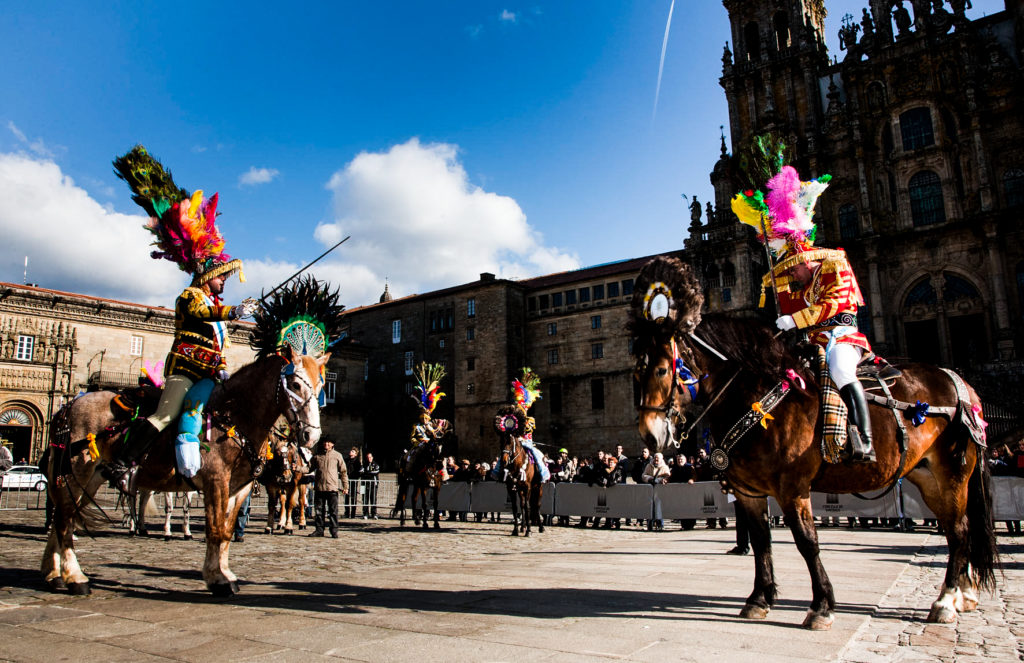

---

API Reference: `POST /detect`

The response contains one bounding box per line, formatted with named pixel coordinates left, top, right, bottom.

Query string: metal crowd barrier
left=6, top=477, right=1024, bottom=522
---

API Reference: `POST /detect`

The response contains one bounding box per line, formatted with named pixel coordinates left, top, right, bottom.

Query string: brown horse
left=630, top=256, right=997, bottom=629
left=494, top=405, right=544, bottom=537
left=41, top=346, right=329, bottom=596
left=393, top=438, right=444, bottom=529
left=259, top=440, right=308, bottom=534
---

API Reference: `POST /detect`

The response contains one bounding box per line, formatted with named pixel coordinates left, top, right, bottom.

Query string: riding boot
left=839, top=382, right=876, bottom=463
left=100, top=419, right=161, bottom=490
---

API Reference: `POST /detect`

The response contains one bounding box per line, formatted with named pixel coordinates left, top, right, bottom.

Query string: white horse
left=127, top=490, right=198, bottom=541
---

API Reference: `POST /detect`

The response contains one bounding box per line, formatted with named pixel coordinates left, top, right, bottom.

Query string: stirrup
left=844, top=427, right=876, bottom=464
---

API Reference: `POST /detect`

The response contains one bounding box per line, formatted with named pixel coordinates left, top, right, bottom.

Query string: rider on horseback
left=102, top=146, right=258, bottom=489
left=407, top=363, right=448, bottom=455
left=732, top=145, right=875, bottom=463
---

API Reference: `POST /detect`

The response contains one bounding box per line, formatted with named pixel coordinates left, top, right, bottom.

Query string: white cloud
left=6, top=122, right=59, bottom=159
left=0, top=152, right=185, bottom=305
left=314, top=138, right=578, bottom=308
left=465, top=24, right=483, bottom=39
left=499, top=9, right=517, bottom=23
left=239, top=166, right=279, bottom=187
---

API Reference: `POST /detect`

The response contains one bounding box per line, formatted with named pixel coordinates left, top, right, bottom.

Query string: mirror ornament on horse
left=629, top=134, right=997, bottom=629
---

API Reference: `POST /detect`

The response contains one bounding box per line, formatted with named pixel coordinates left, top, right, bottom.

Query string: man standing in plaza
left=309, top=439, right=347, bottom=538
left=344, top=447, right=361, bottom=519
left=360, top=451, right=380, bottom=519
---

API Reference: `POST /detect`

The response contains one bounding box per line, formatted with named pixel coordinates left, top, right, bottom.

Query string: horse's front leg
left=203, top=479, right=246, bottom=596
left=737, top=495, right=777, bottom=620
left=420, top=486, right=430, bottom=530
left=297, top=484, right=307, bottom=530
left=508, top=482, right=520, bottom=536
left=283, top=490, right=296, bottom=534
left=782, top=495, right=835, bottom=630
left=162, top=493, right=174, bottom=540
left=531, top=483, right=544, bottom=534
left=182, top=493, right=194, bottom=540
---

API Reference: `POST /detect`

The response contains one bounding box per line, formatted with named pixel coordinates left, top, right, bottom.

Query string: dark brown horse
left=259, top=439, right=308, bottom=534
left=41, top=346, right=329, bottom=596
left=494, top=405, right=544, bottom=537
left=393, top=437, right=445, bottom=529
left=631, top=256, right=997, bottom=629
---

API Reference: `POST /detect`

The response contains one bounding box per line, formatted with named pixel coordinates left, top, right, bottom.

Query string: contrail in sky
left=652, top=0, right=676, bottom=122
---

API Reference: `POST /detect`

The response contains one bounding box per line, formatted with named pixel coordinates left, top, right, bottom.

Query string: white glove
left=231, top=298, right=260, bottom=320
left=776, top=315, right=797, bottom=331
left=216, top=369, right=230, bottom=382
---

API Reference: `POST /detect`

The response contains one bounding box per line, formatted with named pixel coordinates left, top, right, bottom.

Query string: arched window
left=900, top=107, right=935, bottom=151
left=704, top=263, right=720, bottom=288
left=904, top=278, right=937, bottom=308
left=744, top=22, right=761, bottom=61
left=942, top=274, right=980, bottom=302
left=838, top=204, right=859, bottom=239
left=909, top=171, right=945, bottom=226
left=1004, top=168, right=1024, bottom=208
left=773, top=12, right=790, bottom=50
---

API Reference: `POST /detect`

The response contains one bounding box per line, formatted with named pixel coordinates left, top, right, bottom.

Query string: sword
left=259, top=236, right=351, bottom=303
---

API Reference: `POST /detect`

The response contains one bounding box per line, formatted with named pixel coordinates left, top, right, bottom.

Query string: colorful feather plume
left=113, top=145, right=232, bottom=275
left=250, top=275, right=345, bottom=358
left=413, top=362, right=446, bottom=414
left=511, top=367, right=542, bottom=410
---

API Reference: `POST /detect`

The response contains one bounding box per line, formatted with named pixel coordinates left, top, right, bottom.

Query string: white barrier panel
left=470, top=481, right=514, bottom=513
left=553, top=484, right=652, bottom=519
left=767, top=491, right=896, bottom=519
left=655, top=483, right=735, bottom=520
left=896, top=480, right=933, bottom=520
left=992, top=476, right=1024, bottom=521
left=438, top=482, right=471, bottom=512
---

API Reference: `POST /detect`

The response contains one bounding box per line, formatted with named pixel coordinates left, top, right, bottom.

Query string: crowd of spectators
left=988, top=437, right=1024, bottom=535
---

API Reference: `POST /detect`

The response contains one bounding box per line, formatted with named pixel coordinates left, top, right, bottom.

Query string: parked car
left=0, top=465, right=47, bottom=491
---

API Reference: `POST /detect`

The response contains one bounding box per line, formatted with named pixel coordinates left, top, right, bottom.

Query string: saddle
left=110, top=384, right=163, bottom=419
left=857, top=353, right=902, bottom=391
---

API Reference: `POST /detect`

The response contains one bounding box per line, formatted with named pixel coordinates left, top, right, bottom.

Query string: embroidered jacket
left=165, top=287, right=234, bottom=381
left=760, top=248, right=871, bottom=353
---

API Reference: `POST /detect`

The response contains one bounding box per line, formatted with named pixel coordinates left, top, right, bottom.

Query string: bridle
left=636, top=331, right=737, bottom=447
left=276, top=360, right=324, bottom=443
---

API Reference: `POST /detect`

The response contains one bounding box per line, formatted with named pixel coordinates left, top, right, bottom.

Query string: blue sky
left=0, top=1, right=1007, bottom=307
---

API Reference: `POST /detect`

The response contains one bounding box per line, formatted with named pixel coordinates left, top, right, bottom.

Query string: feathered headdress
left=113, top=145, right=244, bottom=286
left=413, top=362, right=446, bottom=414
left=511, top=368, right=542, bottom=411
left=729, top=134, right=830, bottom=256
left=250, top=275, right=345, bottom=358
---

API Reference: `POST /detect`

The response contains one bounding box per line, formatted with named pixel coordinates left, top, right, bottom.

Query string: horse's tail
left=966, top=444, right=999, bottom=592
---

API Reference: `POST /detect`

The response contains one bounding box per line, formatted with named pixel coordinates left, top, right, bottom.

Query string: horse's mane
left=697, top=313, right=814, bottom=388
left=627, top=256, right=705, bottom=357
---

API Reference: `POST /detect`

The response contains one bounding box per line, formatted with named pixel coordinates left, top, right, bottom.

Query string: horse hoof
left=210, top=582, right=239, bottom=598
left=67, top=582, right=91, bottom=596
left=433, top=523, right=440, bottom=530
left=284, top=529, right=293, bottom=535
left=801, top=611, right=834, bottom=630
left=47, top=577, right=67, bottom=592
left=538, top=526, right=545, bottom=533
left=739, top=604, right=769, bottom=620
left=264, top=527, right=272, bottom=534
left=298, top=525, right=306, bottom=530
left=511, top=530, right=519, bottom=537
left=927, top=604, right=957, bottom=623
left=164, top=535, right=172, bottom=542
left=184, top=535, right=194, bottom=541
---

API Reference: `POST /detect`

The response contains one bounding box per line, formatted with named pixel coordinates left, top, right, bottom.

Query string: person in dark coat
left=308, top=439, right=348, bottom=537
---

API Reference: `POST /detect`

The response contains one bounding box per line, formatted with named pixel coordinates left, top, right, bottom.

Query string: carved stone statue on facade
left=706, top=201, right=715, bottom=226
left=893, top=1, right=913, bottom=37
left=838, top=13, right=860, bottom=52
left=689, top=196, right=703, bottom=230
left=861, top=8, right=875, bottom=37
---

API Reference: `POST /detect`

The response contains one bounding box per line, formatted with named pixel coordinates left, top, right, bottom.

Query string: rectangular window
left=404, top=351, right=414, bottom=375
left=15, top=335, right=33, bottom=362
left=579, top=287, right=590, bottom=303
left=591, top=378, right=605, bottom=410
left=591, top=315, right=602, bottom=330
left=549, top=381, right=563, bottom=414
left=467, top=358, right=475, bottom=371
left=130, top=335, right=144, bottom=356
left=324, top=381, right=336, bottom=404
left=467, top=383, right=475, bottom=395
left=722, top=288, right=732, bottom=303
left=391, top=319, right=401, bottom=344
left=439, top=338, right=446, bottom=348
left=539, top=294, right=550, bottom=309
left=364, top=360, right=369, bottom=381
left=900, top=108, right=935, bottom=151
left=547, top=348, right=559, bottom=365
left=552, top=292, right=563, bottom=307
left=467, top=297, right=476, bottom=318
left=622, top=279, right=634, bottom=296
left=528, top=297, right=537, bottom=311
left=592, top=284, right=605, bottom=300
left=430, top=311, right=438, bottom=332
left=547, top=322, right=557, bottom=336
left=607, top=282, right=619, bottom=298
left=466, top=328, right=475, bottom=341
left=565, top=290, right=577, bottom=305
left=591, top=343, right=604, bottom=359
left=446, top=308, right=453, bottom=330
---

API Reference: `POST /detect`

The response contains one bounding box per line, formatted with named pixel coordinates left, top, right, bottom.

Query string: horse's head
left=277, top=346, right=331, bottom=449
left=494, top=404, right=526, bottom=468
left=628, top=256, right=704, bottom=454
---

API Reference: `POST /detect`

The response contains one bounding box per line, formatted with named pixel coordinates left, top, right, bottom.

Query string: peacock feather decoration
left=250, top=275, right=345, bottom=358
left=729, top=133, right=829, bottom=256
left=113, top=145, right=243, bottom=285
left=511, top=367, right=542, bottom=410
left=413, top=362, right=446, bottom=414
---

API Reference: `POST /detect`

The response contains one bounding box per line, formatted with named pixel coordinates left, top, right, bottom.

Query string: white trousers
left=827, top=343, right=863, bottom=390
